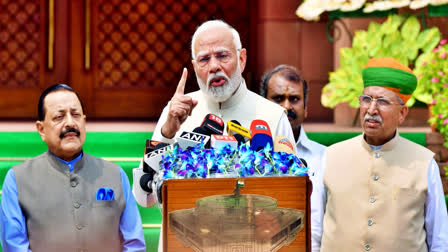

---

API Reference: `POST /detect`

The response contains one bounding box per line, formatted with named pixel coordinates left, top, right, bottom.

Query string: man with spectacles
left=150, top=20, right=294, bottom=144
left=311, top=58, right=448, bottom=252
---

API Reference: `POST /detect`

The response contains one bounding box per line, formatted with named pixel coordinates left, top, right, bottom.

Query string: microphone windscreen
left=227, top=120, right=251, bottom=142
left=193, top=127, right=211, bottom=148
left=139, top=173, right=153, bottom=193
left=273, top=136, right=295, bottom=154
left=299, top=158, right=308, bottom=168
left=201, top=113, right=224, bottom=135
left=230, top=120, right=241, bottom=126
left=233, top=134, right=246, bottom=145
left=145, top=140, right=167, bottom=154
left=250, top=119, right=272, bottom=138
left=250, top=119, right=273, bottom=151
left=176, top=130, right=210, bottom=150
left=193, top=126, right=210, bottom=136
left=210, top=135, right=238, bottom=149
left=154, top=142, right=169, bottom=150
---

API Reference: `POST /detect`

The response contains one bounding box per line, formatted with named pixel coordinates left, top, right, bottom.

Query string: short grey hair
left=191, top=20, right=242, bottom=59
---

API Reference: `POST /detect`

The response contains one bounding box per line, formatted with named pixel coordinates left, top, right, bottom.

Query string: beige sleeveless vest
left=322, top=134, right=433, bottom=252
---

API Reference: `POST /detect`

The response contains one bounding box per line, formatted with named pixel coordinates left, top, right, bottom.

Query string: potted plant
left=414, top=38, right=448, bottom=196
left=320, top=14, right=441, bottom=125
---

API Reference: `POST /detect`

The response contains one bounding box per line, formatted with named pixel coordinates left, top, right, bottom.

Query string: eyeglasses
left=358, top=95, right=400, bottom=110
left=195, top=50, right=237, bottom=67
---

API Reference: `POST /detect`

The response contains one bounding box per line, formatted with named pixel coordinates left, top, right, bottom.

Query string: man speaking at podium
left=136, top=19, right=295, bottom=251
left=312, top=58, right=448, bottom=252
left=151, top=19, right=294, bottom=144
left=0, top=84, right=145, bottom=251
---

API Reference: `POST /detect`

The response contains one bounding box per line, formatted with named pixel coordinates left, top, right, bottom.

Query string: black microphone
left=233, top=133, right=246, bottom=146
left=200, top=113, right=224, bottom=135
left=299, top=158, right=308, bottom=168
left=193, top=126, right=211, bottom=148
left=139, top=173, right=153, bottom=193
left=140, top=142, right=173, bottom=193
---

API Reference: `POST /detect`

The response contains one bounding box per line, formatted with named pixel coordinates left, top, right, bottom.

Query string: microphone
left=299, top=158, right=308, bottom=168
left=176, top=130, right=210, bottom=150
left=273, top=136, right=296, bottom=154
left=233, top=134, right=246, bottom=146
left=139, top=142, right=174, bottom=194
left=144, top=140, right=169, bottom=155
left=200, top=113, right=224, bottom=135
left=227, top=120, right=251, bottom=143
left=144, top=143, right=174, bottom=173
left=210, top=135, right=238, bottom=149
left=250, top=119, right=273, bottom=152
left=139, top=173, right=154, bottom=193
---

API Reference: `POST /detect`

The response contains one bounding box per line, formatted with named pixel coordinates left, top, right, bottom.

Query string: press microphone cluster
left=137, top=113, right=308, bottom=205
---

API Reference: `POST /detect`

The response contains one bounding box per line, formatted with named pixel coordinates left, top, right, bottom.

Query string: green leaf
left=380, top=15, right=405, bottom=35
left=403, top=42, right=419, bottom=60
left=417, top=27, right=441, bottom=52
left=366, top=22, right=383, bottom=57
left=401, top=15, right=420, bottom=42
left=352, top=30, right=368, bottom=51
left=383, top=31, right=403, bottom=53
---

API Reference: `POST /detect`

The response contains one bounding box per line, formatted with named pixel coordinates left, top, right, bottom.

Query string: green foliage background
left=321, top=14, right=441, bottom=108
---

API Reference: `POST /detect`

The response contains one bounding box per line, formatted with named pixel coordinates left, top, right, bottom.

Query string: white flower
left=429, top=0, right=448, bottom=6
left=389, top=0, right=411, bottom=8
left=326, top=0, right=347, bottom=11
left=340, top=0, right=366, bottom=11
left=363, top=0, right=409, bottom=12
left=296, top=0, right=326, bottom=21
left=410, top=0, right=430, bottom=9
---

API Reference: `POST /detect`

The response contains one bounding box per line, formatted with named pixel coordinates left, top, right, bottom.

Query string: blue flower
left=159, top=140, right=308, bottom=180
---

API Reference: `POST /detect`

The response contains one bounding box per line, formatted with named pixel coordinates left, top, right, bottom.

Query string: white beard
left=196, top=64, right=242, bottom=103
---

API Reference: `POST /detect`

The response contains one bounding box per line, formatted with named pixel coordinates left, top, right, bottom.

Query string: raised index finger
left=175, top=68, right=188, bottom=95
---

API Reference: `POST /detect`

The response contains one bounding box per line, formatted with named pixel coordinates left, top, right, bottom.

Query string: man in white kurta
left=133, top=20, right=294, bottom=251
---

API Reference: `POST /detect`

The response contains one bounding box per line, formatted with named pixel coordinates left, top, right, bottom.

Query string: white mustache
left=364, top=113, right=382, bottom=124
left=206, top=72, right=229, bottom=88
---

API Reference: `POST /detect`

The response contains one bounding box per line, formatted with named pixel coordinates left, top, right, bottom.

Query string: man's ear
left=398, top=105, right=409, bottom=125
left=239, top=48, right=247, bottom=73
left=36, top=120, right=45, bottom=141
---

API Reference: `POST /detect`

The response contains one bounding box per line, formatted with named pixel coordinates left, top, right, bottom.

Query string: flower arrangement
left=414, top=39, right=448, bottom=147
left=296, top=0, right=448, bottom=21
left=159, top=142, right=308, bottom=180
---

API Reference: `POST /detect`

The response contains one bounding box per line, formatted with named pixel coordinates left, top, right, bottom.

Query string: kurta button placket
left=367, top=219, right=373, bottom=226
left=372, top=174, right=379, bottom=181
left=364, top=244, right=371, bottom=251
left=369, top=196, right=375, bottom=203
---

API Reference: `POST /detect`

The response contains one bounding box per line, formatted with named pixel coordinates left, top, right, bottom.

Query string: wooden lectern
left=162, top=176, right=312, bottom=252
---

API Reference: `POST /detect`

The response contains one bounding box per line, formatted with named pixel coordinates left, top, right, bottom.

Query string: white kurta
left=133, top=79, right=295, bottom=251
left=152, top=79, right=294, bottom=143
